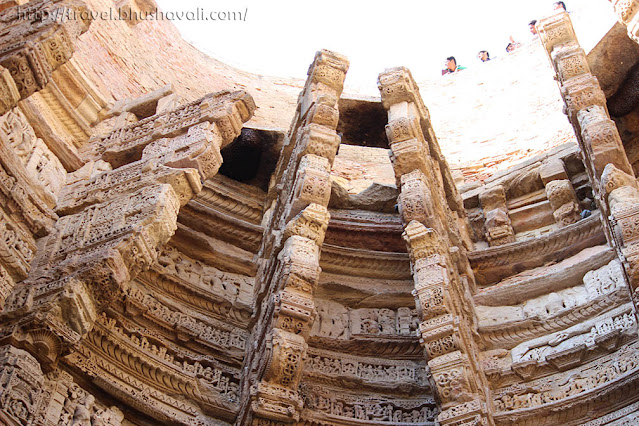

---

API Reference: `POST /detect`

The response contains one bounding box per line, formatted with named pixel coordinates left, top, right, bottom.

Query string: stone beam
left=0, top=90, right=255, bottom=373
left=378, top=67, right=492, bottom=425
left=0, top=0, right=92, bottom=115
left=239, top=50, right=348, bottom=425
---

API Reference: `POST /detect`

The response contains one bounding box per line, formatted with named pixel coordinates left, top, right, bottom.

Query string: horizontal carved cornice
left=308, top=335, right=423, bottom=360
left=137, top=268, right=252, bottom=328
left=179, top=200, right=263, bottom=254
left=493, top=342, right=639, bottom=425
left=122, top=283, right=248, bottom=361
left=199, top=175, right=265, bottom=224
left=324, top=210, right=406, bottom=253
left=320, top=244, right=411, bottom=280
left=469, top=213, right=606, bottom=286
left=474, top=245, right=615, bottom=306
left=304, top=347, right=430, bottom=393
left=299, top=382, right=437, bottom=426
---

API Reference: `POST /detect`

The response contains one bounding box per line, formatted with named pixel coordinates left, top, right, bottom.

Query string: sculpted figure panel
left=300, top=383, right=437, bottom=424
left=511, top=304, right=637, bottom=365
left=0, top=109, right=67, bottom=197
left=156, top=245, right=254, bottom=307
left=0, top=345, right=44, bottom=425
left=495, top=342, right=639, bottom=413
left=311, top=299, right=420, bottom=340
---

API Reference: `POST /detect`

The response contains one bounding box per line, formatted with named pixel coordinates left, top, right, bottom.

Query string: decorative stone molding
left=299, top=383, right=437, bottom=425
left=310, top=300, right=419, bottom=341
left=607, top=0, right=639, bottom=43
left=304, top=347, right=430, bottom=389
left=0, top=344, right=44, bottom=425
left=493, top=341, right=639, bottom=423
left=63, top=312, right=241, bottom=423
left=478, top=259, right=630, bottom=351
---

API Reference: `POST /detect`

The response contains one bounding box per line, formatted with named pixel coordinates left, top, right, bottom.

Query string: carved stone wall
left=1, top=0, right=639, bottom=424
left=0, top=0, right=91, bottom=115
left=538, top=12, right=639, bottom=308
left=607, top=0, right=639, bottom=43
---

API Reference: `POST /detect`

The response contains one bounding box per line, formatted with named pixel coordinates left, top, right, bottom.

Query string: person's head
left=445, top=56, right=457, bottom=71
left=506, top=43, right=515, bottom=53
left=529, top=20, right=538, bottom=35
left=554, top=1, right=566, bottom=11
left=477, top=51, right=490, bottom=62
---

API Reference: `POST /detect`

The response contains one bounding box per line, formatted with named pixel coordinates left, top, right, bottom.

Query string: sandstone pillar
left=538, top=13, right=639, bottom=308
left=540, top=158, right=582, bottom=226
left=239, top=50, right=348, bottom=425
left=479, top=186, right=516, bottom=246
left=378, top=67, right=492, bottom=425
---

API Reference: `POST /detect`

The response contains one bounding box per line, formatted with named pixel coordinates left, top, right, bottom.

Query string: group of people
left=442, top=1, right=567, bottom=75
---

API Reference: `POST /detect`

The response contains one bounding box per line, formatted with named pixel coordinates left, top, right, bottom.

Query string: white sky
left=155, top=0, right=618, bottom=89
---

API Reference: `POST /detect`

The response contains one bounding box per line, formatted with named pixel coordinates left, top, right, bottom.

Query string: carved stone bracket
left=0, top=0, right=92, bottom=115
left=0, top=90, right=254, bottom=371
left=480, top=185, right=515, bottom=246
left=545, top=179, right=581, bottom=227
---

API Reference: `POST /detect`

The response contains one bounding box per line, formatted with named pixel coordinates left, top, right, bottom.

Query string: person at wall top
left=529, top=20, right=538, bottom=36
left=442, top=56, right=466, bottom=75
left=554, top=1, right=567, bottom=11
left=505, top=36, right=522, bottom=53
left=477, top=51, right=490, bottom=62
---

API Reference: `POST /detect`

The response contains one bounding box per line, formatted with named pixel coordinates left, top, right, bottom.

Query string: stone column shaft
left=240, top=50, right=348, bottom=426
left=538, top=12, right=639, bottom=311
left=378, top=67, right=492, bottom=426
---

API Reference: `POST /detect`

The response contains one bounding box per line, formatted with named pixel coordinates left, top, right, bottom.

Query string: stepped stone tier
left=1, top=0, right=639, bottom=424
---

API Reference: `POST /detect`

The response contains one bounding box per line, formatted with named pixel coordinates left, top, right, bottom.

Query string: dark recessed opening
left=129, top=99, right=160, bottom=120
left=337, top=97, right=389, bottom=148
left=218, top=127, right=283, bottom=192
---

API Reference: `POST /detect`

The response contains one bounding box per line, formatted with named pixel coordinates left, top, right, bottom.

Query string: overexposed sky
left=155, top=0, right=618, bottom=88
